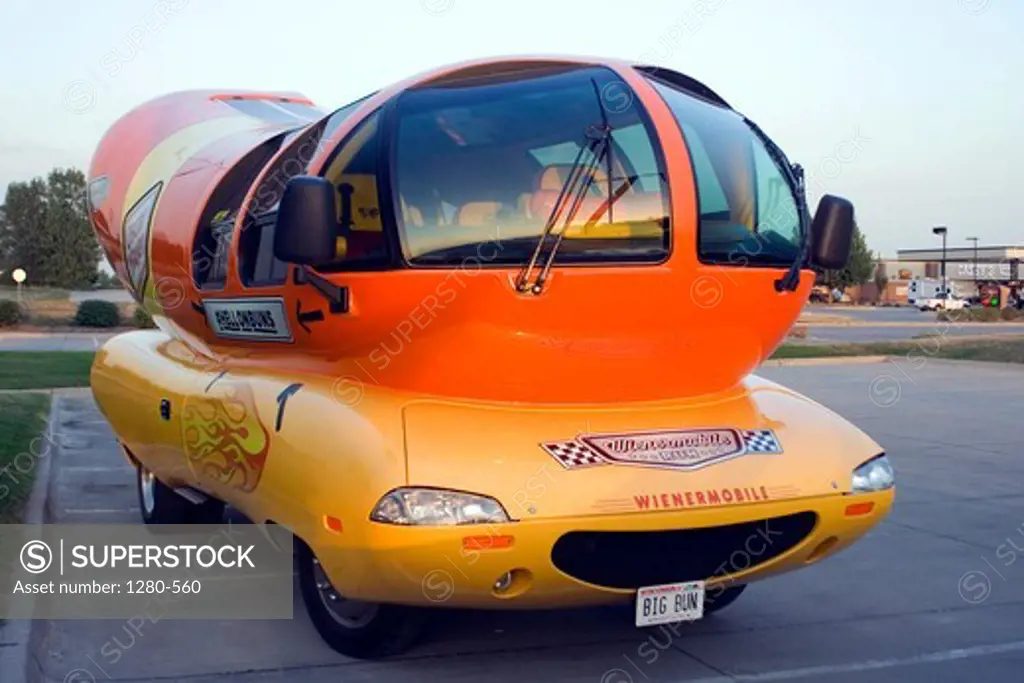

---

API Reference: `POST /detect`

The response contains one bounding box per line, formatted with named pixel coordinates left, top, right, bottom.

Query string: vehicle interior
left=391, top=67, right=671, bottom=265
left=313, top=66, right=672, bottom=269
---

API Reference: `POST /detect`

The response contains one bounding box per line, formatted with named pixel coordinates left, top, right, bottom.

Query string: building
left=850, top=246, right=1022, bottom=305
left=896, top=246, right=1023, bottom=283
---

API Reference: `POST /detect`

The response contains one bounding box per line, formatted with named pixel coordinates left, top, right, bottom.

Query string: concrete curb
left=0, top=392, right=62, bottom=683
left=761, top=355, right=891, bottom=367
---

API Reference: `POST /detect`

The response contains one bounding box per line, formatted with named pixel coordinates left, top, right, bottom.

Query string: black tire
left=137, top=466, right=225, bottom=524
left=704, top=584, right=746, bottom=615
left=297, top=541, right=424, bottom=659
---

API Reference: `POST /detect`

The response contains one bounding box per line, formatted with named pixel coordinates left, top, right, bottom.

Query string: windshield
left=647, top=78, right=802, bottom=267
left=392, top=66, right=670, bottom=266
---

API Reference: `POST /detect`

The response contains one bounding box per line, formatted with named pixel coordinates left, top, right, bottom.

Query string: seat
left=456, top=201, right=503, bottom=227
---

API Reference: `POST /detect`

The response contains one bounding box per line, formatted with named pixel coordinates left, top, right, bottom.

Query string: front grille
left=550, top=512, right=817, bottom=589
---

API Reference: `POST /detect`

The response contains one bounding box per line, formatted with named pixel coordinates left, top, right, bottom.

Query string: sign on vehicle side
left=204, top=298, right=293, bottom=342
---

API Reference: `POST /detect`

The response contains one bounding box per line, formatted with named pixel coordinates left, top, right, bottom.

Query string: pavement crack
left=672, top=640, right=736, bottom=679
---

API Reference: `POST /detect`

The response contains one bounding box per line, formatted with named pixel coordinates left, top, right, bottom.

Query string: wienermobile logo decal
left=541, top=428, right=782, bottom=470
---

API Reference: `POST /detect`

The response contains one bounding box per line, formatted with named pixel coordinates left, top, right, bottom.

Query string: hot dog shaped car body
left=87, top=55, right=895, bottom=658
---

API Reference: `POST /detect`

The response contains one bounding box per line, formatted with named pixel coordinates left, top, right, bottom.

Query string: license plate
left=635, top=581, right=705, bottom=627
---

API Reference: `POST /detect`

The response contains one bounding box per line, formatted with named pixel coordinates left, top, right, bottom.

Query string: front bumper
left=313, top=489, right=894, bottom=609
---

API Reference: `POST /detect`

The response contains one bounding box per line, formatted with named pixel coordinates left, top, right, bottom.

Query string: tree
left=95, top=270, right=124, bottom=289
left=817, top=223, right=874, bottom=291
left=0, top=168, right=99, bottom=288
left=873, top=260, right=889, bottom=295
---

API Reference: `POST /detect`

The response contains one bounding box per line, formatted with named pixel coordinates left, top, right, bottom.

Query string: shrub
left=937, top=308, right=972, bottom=323
left=73, top=300, right=121, bottom=328
left=0, top=300, right=26, bottom=327
left=132, top=306, right=156, bottom=329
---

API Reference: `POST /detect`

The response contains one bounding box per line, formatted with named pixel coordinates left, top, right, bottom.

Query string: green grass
left=771, top=338, right=1024, bottom=364
left=0, top=393, right=52, bottom=523
left=0, top=352, right=95, bottom=389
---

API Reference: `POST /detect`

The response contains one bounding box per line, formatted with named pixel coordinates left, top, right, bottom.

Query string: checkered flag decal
left=741, top=429, right=783, bottom=454
left=541, top=440, right=607, bottom=469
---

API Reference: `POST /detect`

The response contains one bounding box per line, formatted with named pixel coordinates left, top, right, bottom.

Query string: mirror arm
left=295, top=266, right=349, bottom=314
left=774, top=241, right=810, bottom=293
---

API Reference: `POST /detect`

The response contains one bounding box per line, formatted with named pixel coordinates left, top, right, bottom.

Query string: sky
left=0, top=0, right=1020, bottom=258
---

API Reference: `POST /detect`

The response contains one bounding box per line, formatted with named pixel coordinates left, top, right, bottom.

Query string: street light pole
left=932, top=226, right=948, bottom=295
left=967, top=237, right=979, bottom=286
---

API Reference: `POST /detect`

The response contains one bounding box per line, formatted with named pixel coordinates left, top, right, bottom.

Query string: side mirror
left=273, top=176, right=337, bottom=266
left=809, top=194, right=855, bottom=270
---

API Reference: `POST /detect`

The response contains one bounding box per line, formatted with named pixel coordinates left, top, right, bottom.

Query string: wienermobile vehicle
left=87, top=56, right=895, bottom=658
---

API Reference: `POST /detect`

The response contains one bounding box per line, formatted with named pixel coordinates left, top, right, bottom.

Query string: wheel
left=137, top=465, right=224, bottom=524
left=297, top=541, right=424, bottom=659
left=704, top=584, right=746, bottom=615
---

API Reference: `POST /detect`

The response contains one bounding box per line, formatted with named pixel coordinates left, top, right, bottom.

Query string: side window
left=320, top=96, right=374, bottom=143
left=319, top=111, right=389, bottom=270
left=610, top=124, right=663, bottom=193
left=236, top=99, right=379, bottom=284
left=752, top=144, right=800, bottom=251
left=237, top=124, right=326, bottom=287
left=194, top=135, right=284, bottom=289
left=678, top=123, right=729, bottom=217
left=649, top=77, right=802, bottom=266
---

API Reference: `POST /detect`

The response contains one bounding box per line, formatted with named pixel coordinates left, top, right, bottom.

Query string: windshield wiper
left=741, top=116, right=810, bottom=292
left=518, top=78, right=628, bottom=295
left=515, top=123, right=611, bottom=293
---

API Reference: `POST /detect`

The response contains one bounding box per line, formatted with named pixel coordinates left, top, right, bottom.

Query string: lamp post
left=966, top=237, right=979, bottom=285
left=932, top=226, right=948, bottom=295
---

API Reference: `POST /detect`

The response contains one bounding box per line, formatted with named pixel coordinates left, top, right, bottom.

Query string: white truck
left=907, top=278, right=962, bottom=308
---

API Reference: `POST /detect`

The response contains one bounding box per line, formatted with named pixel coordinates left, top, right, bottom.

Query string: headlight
left=370, top=488, right=510, bottom=526
left=851, top=454, right=895, bottom=493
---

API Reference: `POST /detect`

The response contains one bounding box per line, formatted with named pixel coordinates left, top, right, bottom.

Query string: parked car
left=87, top=58, right=894, bottom=659
left=919, top=293, right=968, bottom=311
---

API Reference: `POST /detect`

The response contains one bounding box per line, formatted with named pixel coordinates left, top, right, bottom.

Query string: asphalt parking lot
left=13, top=360, right=1024, bottom=682
left=805, top=304, right=936, bottom=323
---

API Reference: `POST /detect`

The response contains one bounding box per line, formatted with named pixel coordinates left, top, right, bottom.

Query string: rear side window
left=123, top=182, right=161, bottom=300
left=392, top=66, right=670, bottom=266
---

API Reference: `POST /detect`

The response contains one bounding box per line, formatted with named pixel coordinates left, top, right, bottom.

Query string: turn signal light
left=462, top=535, right=514, bottom=551
left=844, top=501, right=875, bottom=517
